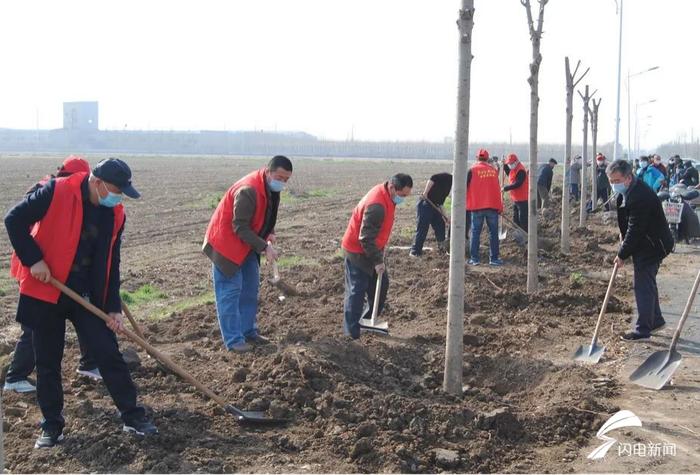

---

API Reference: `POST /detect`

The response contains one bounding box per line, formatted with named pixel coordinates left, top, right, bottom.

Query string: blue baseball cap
left=92, top=158, right=140, bottom=199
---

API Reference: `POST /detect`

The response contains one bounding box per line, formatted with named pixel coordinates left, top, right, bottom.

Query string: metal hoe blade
left=630, top=269, right=700, bottom=389
left=226, top=405, right=288, bottom=425
left=629, top=350, right=682, bottom=390
left=359, top=318, right=389, bottom=335
left=573, top=343, right=605, bottom=364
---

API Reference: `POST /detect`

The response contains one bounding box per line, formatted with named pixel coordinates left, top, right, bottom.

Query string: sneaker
left=34, top=429, right=64, bottom=448
left=123, top=416, right=158, bottom=436
left=228, top=341, right=254, bottom=353
left=651, top=321, right=666, bottom=333
left=489, top=258, right=504, bottom=266
left=620, top=331, right=650, bottom=342
left=3, top=379, right=36, bottom=393
left=77, top=368, right=103, bottom=381
left=467, top=259, right=480, bottom=266
left=408, top=250, right=420, bottom=258
left=246, top=334, right=271, bottom=346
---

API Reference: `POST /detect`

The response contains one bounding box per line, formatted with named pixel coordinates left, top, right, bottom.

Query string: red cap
left=59, top=155, right=90, bottom=175
left=477, top=149, right=489, bottom=160
left=505, top=153, right=518, bottom=165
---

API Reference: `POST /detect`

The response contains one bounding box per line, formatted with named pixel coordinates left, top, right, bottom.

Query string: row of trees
left=444, top=0, right=609, bottom=395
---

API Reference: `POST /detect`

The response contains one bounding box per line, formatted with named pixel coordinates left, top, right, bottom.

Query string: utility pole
left=613, top=0, right=623, bottom=161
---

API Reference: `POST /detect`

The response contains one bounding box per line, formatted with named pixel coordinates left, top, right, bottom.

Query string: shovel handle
left=49, top=278, right=229, bottom=409
left=370, top=271, right=384, bottom=324
left=272, top=261, right=281, bottom=281
left=591, top=262, right=619, bottom=345
left=670, top=269, right=700, bottom=352
left=120, top=301, right=146, bottom=340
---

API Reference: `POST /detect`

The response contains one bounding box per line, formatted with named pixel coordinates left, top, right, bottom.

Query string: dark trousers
left=570, top=183, right=580, bottom=201
left=5, top=324, right=98, bottom=384
left=19, top=294, right=144, bottom=432
left=410, top=200, right=447, bottom=255
left=537, top=185, right=550, bottom=209
left=343, top=258, right=389, bottom=339
left=632, top=257, right=665, bottom=336
left=513, top=201, right=528, bottom=231
left=597, top=187, right=610, bottom=211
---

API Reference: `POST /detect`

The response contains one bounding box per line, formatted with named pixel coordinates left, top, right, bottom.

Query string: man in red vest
left=503, top=153, right=529, bottom=232
left=341, top=174, right=413, bottom=339
left=5, top=158, right=157, bottom=448
left=203, top=155, right=292, bottom=353
left=467, top=149, right=504, bottom=266
left=4, top=156, right=102, bottom=395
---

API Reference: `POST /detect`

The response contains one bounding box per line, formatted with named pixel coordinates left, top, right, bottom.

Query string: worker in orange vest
left=203, top=156, right=293, bottom=353
left=341, top=174, right=413, bottom=339
left=503, top=153, right=529, bottom=232
left=5, top=158, right=157, bottom=448
left=4, top=156, right=102, bottom=396
left=466, top=149, right=504, bottom=266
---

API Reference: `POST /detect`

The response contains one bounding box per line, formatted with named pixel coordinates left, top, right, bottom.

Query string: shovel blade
left=225, top=405, right=288, bottom=425
left=359, top=318, right=389, bottom=335
left=573, top=343, right=605, bottom=363
left=629, top=350, right=682, bottom=390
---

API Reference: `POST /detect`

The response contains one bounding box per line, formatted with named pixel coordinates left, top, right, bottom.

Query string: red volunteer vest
left=204, top=168, right=268, bottom=265
left=508, top=162, right=529, bottom=203
left=341, top=183, right=396, bottom=254
left=466, top=161, right=503, bottom=213
left=11, top=173, right=125, bottom=304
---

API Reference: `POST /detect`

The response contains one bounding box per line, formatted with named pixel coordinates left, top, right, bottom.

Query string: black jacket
left=5, top=177, right=123, bottom=319
left=537, top=165, right=554, bottom=190
left=616, top=178, right=674, bottom=263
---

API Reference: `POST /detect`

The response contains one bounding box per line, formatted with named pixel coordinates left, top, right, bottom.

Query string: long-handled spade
left=573, top=262, right=620, bottom=363
left=50, top=278, right=287, bottom=425
left=358, top=271, right=389, bottom=335
left=629, top=269, right=700, bottom=389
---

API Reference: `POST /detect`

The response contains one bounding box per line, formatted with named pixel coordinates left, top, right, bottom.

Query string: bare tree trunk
left=443, top=0, right=474, bottom=397
left=522, top=0, right=549, bottom=294
left=561, top=58, right=588, bottom=254
left=589, top=98, right=601, bottom=208
left=578, top=85, right=593, bottom=227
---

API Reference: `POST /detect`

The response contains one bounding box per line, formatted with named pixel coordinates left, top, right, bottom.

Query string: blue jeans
left=212, top=253, right=260, bottom=349
left=410, top=200, right=447, bottom=255
left=470, top=209, right=499, bottom=262
left=632, top=257, right=664, bottom=336
left=343, top=258, right=389, bottom=339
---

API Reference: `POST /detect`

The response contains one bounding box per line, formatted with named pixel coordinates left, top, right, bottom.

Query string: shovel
left=629, top=269, right=700, bottom=389
left=359, top=271, right=389, bottom=335
left=573, top=262, right=619, bottom=363
left=50, top=278, right=287, bottom=425
left=269, top=260, right=298, bottom=296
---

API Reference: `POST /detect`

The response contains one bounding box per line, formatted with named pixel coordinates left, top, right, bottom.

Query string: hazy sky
left=0, top=0, right=697, bottom=149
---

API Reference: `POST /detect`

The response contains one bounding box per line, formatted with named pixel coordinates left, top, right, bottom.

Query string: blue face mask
left=392, top=195, right=404, bottom=205
left=611, top=182, right=628, bottom=194
left=99, top=182, right=123, bottom=208
left=268, top=178, right=285, bottom=192
left=640, top=161, right=649, bottom=169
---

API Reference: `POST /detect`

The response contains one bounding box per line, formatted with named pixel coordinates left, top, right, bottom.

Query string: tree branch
left=572, top=67, right=590, bottom=88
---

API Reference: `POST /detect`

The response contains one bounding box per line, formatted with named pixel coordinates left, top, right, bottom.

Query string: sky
left=0, top=0, right=697, bottom=150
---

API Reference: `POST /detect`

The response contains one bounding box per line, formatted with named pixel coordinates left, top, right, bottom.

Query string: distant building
left=63, top=101, right=98, bottom=131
